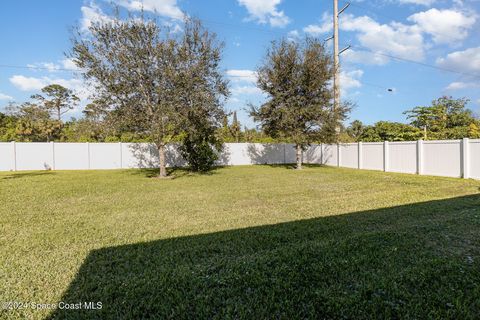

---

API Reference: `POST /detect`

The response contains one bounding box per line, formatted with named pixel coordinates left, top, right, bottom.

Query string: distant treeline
left=1, top=90, right=478, bottom=144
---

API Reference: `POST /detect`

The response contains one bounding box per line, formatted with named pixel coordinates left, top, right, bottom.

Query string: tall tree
left=250, top=38, right=349, bottom=169
left=31, top=84, right=79, bottom=121
left=71, top=14, right=228, bottom=177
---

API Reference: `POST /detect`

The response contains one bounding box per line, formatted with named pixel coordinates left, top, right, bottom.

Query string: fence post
left=358, top=142, right=363, bottom=169
left=51, top=141, right=55, bottom=170
left=11, top=141, right=16, bottom=171
left=383, top=141, right=389, bottom=172
left=87, top=142, right=91, bottom=170
left=417, top=140, right=423, bottom=175
left=337, top=143, right=341, bottom=167
left=462, top=138, right=470, bottom=179
left=283, top=143, right=286, bottom=164
left=119, top=142, right=123, bottom=169
left=320, top=143, right=323, bottom=165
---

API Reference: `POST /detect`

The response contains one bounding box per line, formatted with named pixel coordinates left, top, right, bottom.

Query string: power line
left=0, top=64, right=80, bottom=72
left=346, top=2, right=401, bottom=22
left=201, top=18, right=285, bottom=38
left=227, top=74, right=396, bottom=92
left=347, top=45, right=480, bottom=80
left=201, top=16, right=480, bottom=80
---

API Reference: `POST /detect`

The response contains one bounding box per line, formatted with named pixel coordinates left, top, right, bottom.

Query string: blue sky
left=0, top=0, right=479, bottom=128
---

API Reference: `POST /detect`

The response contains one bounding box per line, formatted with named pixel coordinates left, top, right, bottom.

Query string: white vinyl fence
left=0, top=139, right=479, bottom=180
left=304, top=139, right=480, bottom=180
left=0, top=142, right=297, bottom=171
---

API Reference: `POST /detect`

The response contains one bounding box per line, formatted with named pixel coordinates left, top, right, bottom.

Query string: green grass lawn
left=1, top=165, right=480, bottom=319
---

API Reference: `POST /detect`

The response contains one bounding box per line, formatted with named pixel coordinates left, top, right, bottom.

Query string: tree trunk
left=295, top=144, right=302, bottom=170
left=158, top=144, right=167, bottom=178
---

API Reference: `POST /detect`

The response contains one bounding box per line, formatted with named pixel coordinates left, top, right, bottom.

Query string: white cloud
left=237, top=0, right=290, bottom=27
left=445, top=81, right=479, bottom=90
left=114, top=0, right=184, bottom=20
left=287, top=29, right=299, bottom=41
left=231, top=85, right=263, bottom=95
left=26, top=59, right=80, bottom=72
left=226, top=69, right=262, bottom=98
left=398, top=0, right=435, bottom=6
left=341, top=14, right=425, bottom=61
left=9, top=75, right=89, bottom=99
left=408, top=8, right=476, bottom=44
left=342, top=49, right=390, bottom=65
left=440, top=47, right=480, bottom=90
left=227, top=69, right=263, bottom=98
left=227, top=69, right=258, bottom=83
left=80, top=2, right=114, bottom=31
left=61, top=58, right=78, bottom=70
left=340, top=69, right=364, bottom=94
left=436, top=47, right=480, bottom=74
left=0, top=93, right=14, bottom=101
left=303, top=12, right=332, bottom=36
left=27, top=62, right=61, bottom=72
left=10, top=76, right=47, bottom=91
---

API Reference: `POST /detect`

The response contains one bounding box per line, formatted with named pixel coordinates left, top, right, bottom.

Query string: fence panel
left=0, top=143, right=14, bottom=171
left=340, top=143, right=358, bottom=169
left=423, top=140, right=462, bottom=177
left=389, top=142, right=417, bottom=174
left=304, top=144, right=322, bottom=164
left=321, top=144, right=337, bottom=166
left=16, top=143, right=53, bottom=171
left=90, top=143, right=121, bottom=169
left=54, top=143, right=89, bottom=170
left=362, top=143, right=384, bottom=171
left=469, top=139, right=480, bottom=180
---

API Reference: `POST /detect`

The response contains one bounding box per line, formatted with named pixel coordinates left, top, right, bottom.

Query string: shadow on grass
left=261, top=163, right=326, bottom=170
left=130, top=166, right=229, bottom=179
left=1, top=171, right=55, bottom=180
left=48, top=194, right=480, bottom=319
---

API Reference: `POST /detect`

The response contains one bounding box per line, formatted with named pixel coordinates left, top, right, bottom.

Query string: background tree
left=219, top=111, right=242, bottom=143
left=0, top=109, right=18, bottom=141
left=7, top=102, right=62, bottom=142
left=358, top=121, right=422, bottom=142
left=31, top=84, right=79, bottom=121
left=345, top=120, right=365, bottom=142
left=404, top=96, right=478, bottom=140
left=62, top=100, right=113, bottom=142
left=71, top=14, right=228, bottom=177
left=251, top=38, right=349, bottom=169
left=230, top=111, right=241, bottom=143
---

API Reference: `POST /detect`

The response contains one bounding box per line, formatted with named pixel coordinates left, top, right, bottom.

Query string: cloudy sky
left=0, top=0, right=479, bottom=127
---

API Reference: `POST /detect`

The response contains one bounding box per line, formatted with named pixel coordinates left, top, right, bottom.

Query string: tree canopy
left=404, top=96, right=480, bottom=140
left=71, top=14, right=228, bottom=176
left=251, top=38, right=349, bottom=169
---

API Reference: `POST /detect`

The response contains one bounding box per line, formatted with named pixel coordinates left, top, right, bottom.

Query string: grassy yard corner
left=1, top=165, right=480, bottom=319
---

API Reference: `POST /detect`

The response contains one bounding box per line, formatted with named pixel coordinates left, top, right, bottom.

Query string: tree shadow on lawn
left=130, top=166, right=230, bottom=179
left=1, top=171, right=55, bottom=180
left=260, top=163, right=326, bottom=170
left=47, top=194, right=480, bottom=319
